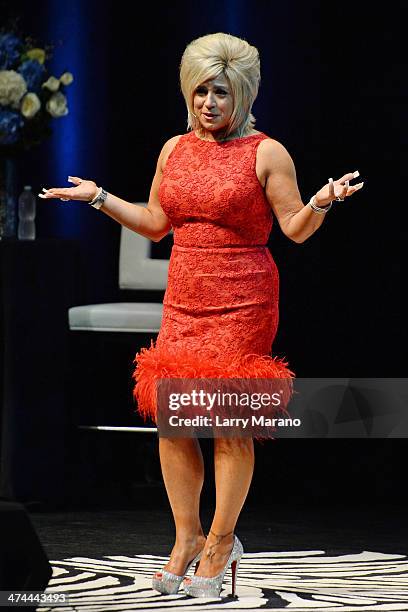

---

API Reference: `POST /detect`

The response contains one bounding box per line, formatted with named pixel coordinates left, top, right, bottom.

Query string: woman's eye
left=195, top=88, right=227, bottom=95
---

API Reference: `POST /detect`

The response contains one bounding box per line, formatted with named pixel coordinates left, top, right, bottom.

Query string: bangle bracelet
left=89, top=186, right=102, bottom=205
left=309, top=195, right=333, bottom=214
left=89, top=187, right=107, bottom=209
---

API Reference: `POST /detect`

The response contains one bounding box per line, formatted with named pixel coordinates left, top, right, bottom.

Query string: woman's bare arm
left=100, top=137, right=178, bottom=241
left=258, top=139, right=363, bottom=243
left=40, top=136, right=180, bottom=242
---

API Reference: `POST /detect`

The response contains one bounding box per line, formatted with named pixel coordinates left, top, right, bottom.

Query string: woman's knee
left=214, top=436, right=254, bottom=457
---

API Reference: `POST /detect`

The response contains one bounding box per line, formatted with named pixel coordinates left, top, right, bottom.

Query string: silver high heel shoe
left=152, top=549, right=203, bottom=594
left=183, top=532, right=243, bottom=598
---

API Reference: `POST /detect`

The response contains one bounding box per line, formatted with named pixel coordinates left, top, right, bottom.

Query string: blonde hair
left=179, top=32, right=261, bottom=140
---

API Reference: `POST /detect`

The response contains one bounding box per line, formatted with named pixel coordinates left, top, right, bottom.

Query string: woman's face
left=193, top=73, right=234, bottom=137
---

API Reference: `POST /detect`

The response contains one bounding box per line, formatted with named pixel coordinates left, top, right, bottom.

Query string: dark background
left=1, top=0, right=407, bottom=510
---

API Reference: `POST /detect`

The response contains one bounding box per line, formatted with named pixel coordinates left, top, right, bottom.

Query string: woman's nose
left=205, top=92, right=216, bottom=107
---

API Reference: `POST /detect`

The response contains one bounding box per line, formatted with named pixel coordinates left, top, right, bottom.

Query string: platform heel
left=183, top=534, right=243, bottom=598
left=152, top=549, right=203, bottom=594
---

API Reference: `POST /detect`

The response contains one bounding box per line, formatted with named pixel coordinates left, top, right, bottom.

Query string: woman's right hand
left=38, top=176, right=98, bottom=202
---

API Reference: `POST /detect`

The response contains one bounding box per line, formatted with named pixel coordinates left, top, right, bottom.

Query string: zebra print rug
left=37, top=549, right=408, bottom=610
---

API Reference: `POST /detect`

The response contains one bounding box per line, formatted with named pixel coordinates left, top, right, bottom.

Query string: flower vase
left=0, top=156, right=18, bottom=240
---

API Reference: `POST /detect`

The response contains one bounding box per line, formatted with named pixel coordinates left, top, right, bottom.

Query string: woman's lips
left=203, top=113, right=217, bottom=119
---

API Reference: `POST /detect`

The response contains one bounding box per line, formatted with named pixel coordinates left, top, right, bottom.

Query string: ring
left=329, top=177, right=347, bottom=202
left=335, top=180, right=348, bottom=201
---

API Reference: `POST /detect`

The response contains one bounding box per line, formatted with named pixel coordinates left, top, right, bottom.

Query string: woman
left=39, top=32, right=363, bottom=599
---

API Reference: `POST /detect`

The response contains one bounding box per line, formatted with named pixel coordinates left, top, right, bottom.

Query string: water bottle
left=18, top=185, right=36, bottom=240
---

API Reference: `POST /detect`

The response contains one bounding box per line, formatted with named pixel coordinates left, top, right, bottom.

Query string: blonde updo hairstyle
left=179, top=32, right=261, bottom=140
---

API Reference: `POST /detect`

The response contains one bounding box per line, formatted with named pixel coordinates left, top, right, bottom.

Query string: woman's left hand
left=314, top=171, right=364, bottom=207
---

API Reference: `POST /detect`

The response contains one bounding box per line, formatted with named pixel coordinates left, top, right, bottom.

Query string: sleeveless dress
left=132, top=130, right=294, bottom=424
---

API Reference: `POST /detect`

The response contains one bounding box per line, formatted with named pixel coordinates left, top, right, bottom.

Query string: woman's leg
left=155, top=437, right=206, bottom=577
left=185, top=437, right=254, bottom=580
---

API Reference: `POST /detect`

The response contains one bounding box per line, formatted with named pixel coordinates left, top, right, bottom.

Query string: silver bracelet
left=89, top=187, right=107, bottom=209
left=308, top=195, right=333, bottom=214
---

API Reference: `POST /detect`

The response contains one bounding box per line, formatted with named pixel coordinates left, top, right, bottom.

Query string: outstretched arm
left=259, top=139, right=364, bottom=243
left=39, top=138, right=175, bottom=242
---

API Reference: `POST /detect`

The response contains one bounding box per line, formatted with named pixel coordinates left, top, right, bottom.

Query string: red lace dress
left=132, top=130, right=294, bottom=423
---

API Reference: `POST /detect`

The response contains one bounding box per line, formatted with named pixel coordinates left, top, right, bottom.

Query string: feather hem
left=132, top=339, right=295, bottom=431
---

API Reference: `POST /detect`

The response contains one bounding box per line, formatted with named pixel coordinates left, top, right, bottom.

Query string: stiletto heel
left=152, top=548, right=203, bottom=595
left=231, top=559, right=237, bottom=597
left=183, top=533, right=243, bottom=598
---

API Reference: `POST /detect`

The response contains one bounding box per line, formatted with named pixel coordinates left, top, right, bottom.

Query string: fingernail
left=67, top=178, right=74, bottom=183
left=38, top=194, right=47, bottom=198
left=353, top=170, right=360, bottom=178
left=42, top=187, right=49, bottom=192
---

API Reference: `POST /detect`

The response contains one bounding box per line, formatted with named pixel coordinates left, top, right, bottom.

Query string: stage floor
left=28, top=501, right=408, bottom=610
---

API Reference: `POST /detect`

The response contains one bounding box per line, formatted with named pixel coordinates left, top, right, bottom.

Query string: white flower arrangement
left=0, top=28, right=74, bottom=152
